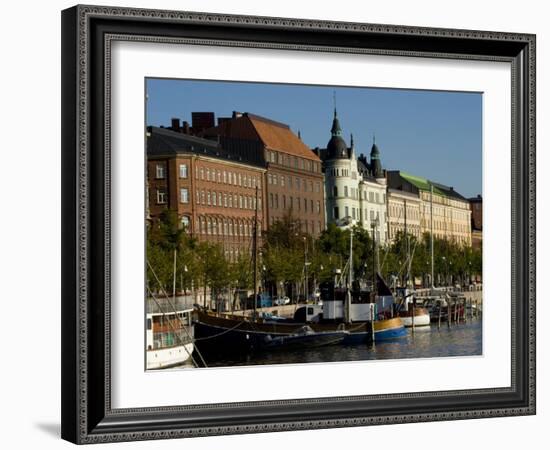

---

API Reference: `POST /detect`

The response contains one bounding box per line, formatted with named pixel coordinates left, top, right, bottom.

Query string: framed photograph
left=61, top=4, right=536, bottom=444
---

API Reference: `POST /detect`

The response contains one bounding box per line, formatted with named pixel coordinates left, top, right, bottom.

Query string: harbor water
left=185, top=318, right=482, bottom=369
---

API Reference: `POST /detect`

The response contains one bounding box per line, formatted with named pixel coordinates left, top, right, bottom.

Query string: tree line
left=147, top=210, right=482, bottom=303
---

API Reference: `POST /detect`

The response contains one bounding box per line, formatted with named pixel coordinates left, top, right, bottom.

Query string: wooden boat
left=146, top=306, right=194, bottom=369
left=398, top=307, right=431, bottom=327
left=194, top=311, right=351, bottom=352
left=262, top=325, right=348, bottom=350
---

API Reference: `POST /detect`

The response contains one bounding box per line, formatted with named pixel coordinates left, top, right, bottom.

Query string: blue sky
left=146, top=78, right=482, bottom=198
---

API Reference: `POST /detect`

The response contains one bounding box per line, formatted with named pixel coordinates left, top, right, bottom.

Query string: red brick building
left=201, top=112, right=326, bottom=235
left=468, top=195, right=483, bottom=249
left=147, top=127, right=266, bottom=261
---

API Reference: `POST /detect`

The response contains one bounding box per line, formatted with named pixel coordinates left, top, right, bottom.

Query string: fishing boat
left=194, top=310, right=349, bottom=353
left=395, top=289, right=431, bottom=328
left=146, top=302, right=194, bottom=369
left=146, top=245, right=195, bottom=369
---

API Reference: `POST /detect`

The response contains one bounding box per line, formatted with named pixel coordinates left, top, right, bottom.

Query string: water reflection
left=187, top=319, right=482, bottom=369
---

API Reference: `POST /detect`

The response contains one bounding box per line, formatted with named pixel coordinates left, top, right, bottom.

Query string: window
left=283, top=195, right=286, bottom=209
left=223, top=171, right=227, bottom=183
left=280, top=176, right=285, bottom=187
left=206, top=168, right=210, bottom=181
left=352, top=208, right=356, bottom=219
left=334, top=207, right=339, bottom=220
left=155, top=164, right=165, bottom=179
left=179, top=164, right=188, bottom=178
left=207, top=191, right=211, bottom=205
left=180, top=188, right=189, bottom=203
left=345, top=206, right=349, bottom=218
left=296, top=178, right=300, bottom=190
left=212, top=192, right=217, bottom=206
left=304, top=198, right=307, bottom=212
left=200, top=168, right=204, bottom=180
left=156, top=188, right=167, bottom=204
left=181, top=216, right=190, bottom=229
left=333, top=186, right=338, bottom=197
left=344, top=186, right=348, bottom=197
left=288, top=176, right=292, bottom=189
left=273, top=174, right=277, bottom=185
left=317, top=201, right=321, bottom=214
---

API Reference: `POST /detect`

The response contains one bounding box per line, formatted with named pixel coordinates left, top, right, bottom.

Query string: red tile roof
left=203, top=113, right=320, bottom=162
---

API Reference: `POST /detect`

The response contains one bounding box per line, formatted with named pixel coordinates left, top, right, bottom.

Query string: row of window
left=269, top=216, right=323, bottom=235
left=420, top=191, right=470, bottom=209
left=388, top=204, right=420, bottom=221
left=327, top=168, right=356, bottom=178
left=419, top=220, right=470, bottom=234
left=153, top=162, right=262, bottom=190
left=388, top=224, right=421, bottom=239
left=267, top=173, right=321, bottom=193
left=195, top=189, right=261, bottom=211
left=333, top=206, right=386, bottom=223
left=197, top=216, right=260, bottom=238
left=421, top=204, right=470, bottom=221
left=269, top=193, right=321, bottom=214
left=331, top=186, right=385, bottom=203
left=196, top=165, right=261, bottom=189
left=267, top=150, right=320, bottom=174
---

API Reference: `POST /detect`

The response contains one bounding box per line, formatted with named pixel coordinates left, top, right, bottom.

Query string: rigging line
left=147, top=260, right=209, bottom=368
left=148, top=289, right=200, bottom=368
left=381, top=205, right=404, bottom=272
left=147, top=265, right=208, bottom=369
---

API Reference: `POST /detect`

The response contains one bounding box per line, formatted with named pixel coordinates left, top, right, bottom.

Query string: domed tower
left=326, top=109, right=349, bottom=160
left=370, top=135, right=384, bottom=179
left=323, top=108, right=360, bottom=227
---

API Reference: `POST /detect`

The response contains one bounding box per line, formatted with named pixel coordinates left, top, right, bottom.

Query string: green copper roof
left=399, top=171, right=466, bottom=200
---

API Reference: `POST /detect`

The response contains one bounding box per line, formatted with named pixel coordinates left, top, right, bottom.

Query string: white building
left=318, top=109, right=388, bottom=244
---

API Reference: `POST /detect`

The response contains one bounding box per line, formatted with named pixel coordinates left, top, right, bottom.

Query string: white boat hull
left=146, top=342, right=194, bottom=369
left=400, top=314, right=431, bottom=327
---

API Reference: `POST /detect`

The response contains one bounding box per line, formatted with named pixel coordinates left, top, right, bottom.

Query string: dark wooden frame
left=61, top=4, right=536, bottom=444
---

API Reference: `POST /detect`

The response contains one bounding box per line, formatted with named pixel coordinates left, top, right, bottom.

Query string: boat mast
left=430, top=183, right=434, bottom=289
left=252, top=185, right=259, bottom=318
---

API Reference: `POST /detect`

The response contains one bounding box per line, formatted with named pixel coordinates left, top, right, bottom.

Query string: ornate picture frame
left=61, top=5, right=535, bottom=444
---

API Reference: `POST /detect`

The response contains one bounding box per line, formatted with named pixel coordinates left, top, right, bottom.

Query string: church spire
left=370, top=133, right=383, bottom=178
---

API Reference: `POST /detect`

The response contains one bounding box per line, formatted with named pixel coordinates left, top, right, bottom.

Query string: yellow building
left=387, top=171, right=472, bottom=246
left=387, top=188, right=421, bottom=241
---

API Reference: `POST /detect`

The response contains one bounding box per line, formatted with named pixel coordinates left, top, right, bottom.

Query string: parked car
left=274, top=296, right=290, bottom=306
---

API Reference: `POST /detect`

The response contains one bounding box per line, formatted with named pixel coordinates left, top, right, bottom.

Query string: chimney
left=182, top=121, right=190, bottom=134
left=232, top=111, right=243, bottom=119
left=171, top=118, right=180, bottom=131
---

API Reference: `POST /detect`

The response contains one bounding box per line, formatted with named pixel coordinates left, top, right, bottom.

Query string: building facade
left=387, top=171, right=472, bottom=246
left=469, top=195, right=483, bottom=249
left=387, top=188, right=422, bottom=241
left=202, top=112, right=326, bottom=235
left=316, top=109, right=388, bottom=244
left=147, top=127, right=267, bottom=262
